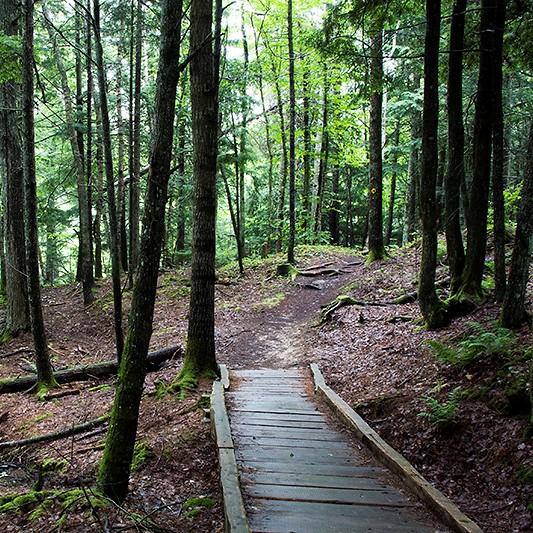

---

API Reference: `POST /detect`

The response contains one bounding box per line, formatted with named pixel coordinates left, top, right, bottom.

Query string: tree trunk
left=329, top=166, right=341, bottom=245
left=22, top=0, right=56, bottom=391
left=492, top=0, right=507, bottom=302
left=181, top=0, right=219, bottom=378
left=460, top=0, right=496, bottom=296
left=97, top=0, right=183, bottom=504
left=175, top=78, right=187, bottom=256
left=500, top=118, right=533, bottom=328
left=367, top=30, right=385, bottom=262
left=86, top=0, right=95, bottom=280
left=445, top=0, right=467, bottom=294
left=385, top=124, right=400, bottom=246
left=93, top=0, right=124, bottom=360
left=314, top=65, right=329, bottom=237
left=0, top=0, right=30, bottom=334
left=302, top=65, right=312, bottom=237
left=404, top=106, right=421, bottom=244
left=43, top=1, right=94, bottom=305
left=287, top=0, right=296, bottom=264
left=418, top=0, right=447, bottom=329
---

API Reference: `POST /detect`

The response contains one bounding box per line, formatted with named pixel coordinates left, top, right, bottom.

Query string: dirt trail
left=218, top=258, right=360, bottom=369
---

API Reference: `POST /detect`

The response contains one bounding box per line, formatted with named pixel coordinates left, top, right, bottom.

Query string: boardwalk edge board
left=310, top=363, right=483, bottom=533
left=210, top=364, right=251, bottom=533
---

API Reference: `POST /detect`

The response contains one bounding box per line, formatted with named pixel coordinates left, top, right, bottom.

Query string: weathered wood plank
left=231, top=407, right=323, bottom=416
left=240, top=461, right=385, bottom=478
left=236, top=445, right=356, bottom=463
left=211, top=381, right=233, bottom=449
left=247, top=500, right=434, bottom=533
left=244, top=483, right=413, bottom=507
left=229, top=411, right=327, bottom=423
left=235, top=435, right=350, bottom=449
left=241, top=471, right=388, bottom=490
left=231, top=425, right=347, bottom=442
left=230, top=419, right=329, bottom=430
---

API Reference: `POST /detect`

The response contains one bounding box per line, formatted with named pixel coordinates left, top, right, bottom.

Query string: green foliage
left=0, top=33, right=21, bottom=83
left=427, top=324, right=517, bottom=368
left=131, top=441, right=153, bottom=472
left=418, top=387, right=462, bottom=429
left=183, top=496, right=215, bottom=519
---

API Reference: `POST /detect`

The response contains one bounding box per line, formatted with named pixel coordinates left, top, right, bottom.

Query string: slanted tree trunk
left=97, top=0, right=183, bottom=504
left=180, top=0, right=219, bottom=379
left=22, top=0, right=56, bottom=392
left=43, top=1, right=94, bottom=305
left=500, top=118, right=533, bottom=328
left=460, top=0, right=496, bottom=296
left=367, top=29, right=385, bottom=262
left=0, top=0, right=30, bottom=334
left=418, top=0, right=447, bottom=328
left=93, top=0, right=124, bottom=360
left=492, top=0, right=507, bottom=302
left=287, top=0, right=296, bottom=264
left=445, top=0, right=467, bottom=294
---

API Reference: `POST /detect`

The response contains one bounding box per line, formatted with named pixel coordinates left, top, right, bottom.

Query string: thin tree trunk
left=302, top=64, right=312, bottom=236
left=22, top=0, right=56, bottom=391
left=404, top=106, right=421, bottom=244
left=385, top=124, right=400, bottom=246
left=418, top=0, right=447, bottom=328
left=314, top=64, right=329, bottom=237
left=0, top=0, right=30, bottom=334
left=492, top=0, right=507, bottom=302
left=460, top=0, right=496, bottom=296
left=93, top=0, right=124, bottom=360
left=43, top=1, right=94, bottom=305
left=367, top=30, right=385, bottom=262
left=445, top=0, right=467, bottom=294
left=501, top=118, right=533, bottom=328
left=329, top=166, right=340, bottom=245
left=287, top=0, right=296, bottom=264
left=175, top=77, right=187, bottom=256
left=86, top=0, right=95, bottom=280
left=181, top=0, right=219, bottom=378
left=97, top=0, right=183, bottom=503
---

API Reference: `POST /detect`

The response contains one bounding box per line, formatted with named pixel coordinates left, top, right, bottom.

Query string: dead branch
left=0, top=415, right=108, bottom=450
left=0, top=345, right=181, bottom=394
left=0, top=347, right=33, bottom=359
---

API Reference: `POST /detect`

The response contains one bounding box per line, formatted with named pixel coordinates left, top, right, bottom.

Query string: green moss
left=254, top=292, right=285, bottom=310
left=515, top=466, right=533, bottom=485
left=366, top=247, right=386, bottom=264
left=0, top=329, right=12, bottom=344
left=20, top=411, right=53, bottom=431
left=131, top=441, right=153, bottom=472
left=87, top=384, right=112, bottom=392
left=183, top=496, right=215, bottom=519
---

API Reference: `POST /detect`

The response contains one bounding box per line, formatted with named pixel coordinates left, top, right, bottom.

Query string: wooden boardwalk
left=224, top=368, right=442, bottom=533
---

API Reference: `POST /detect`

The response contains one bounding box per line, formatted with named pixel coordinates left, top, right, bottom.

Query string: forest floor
left=0, top=243, right=531, bottom=532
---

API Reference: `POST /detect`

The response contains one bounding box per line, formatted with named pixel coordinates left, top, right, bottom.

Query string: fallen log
left=0, top=415, right=109, bottom=450
left=0, top=345, right=181, bottom=394
left=0, top=347, right=34, bottom=359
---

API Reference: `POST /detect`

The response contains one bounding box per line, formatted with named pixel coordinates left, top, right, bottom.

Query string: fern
left=418, top=387, right=462, bottom=428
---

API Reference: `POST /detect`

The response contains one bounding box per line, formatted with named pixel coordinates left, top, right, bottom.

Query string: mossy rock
left=183, top=496, right=215, bottom=519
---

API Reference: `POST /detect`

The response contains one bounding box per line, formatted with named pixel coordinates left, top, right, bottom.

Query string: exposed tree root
left=0, top=345, right=181, bottom=394
left=0, top=415, right=109, bottom=450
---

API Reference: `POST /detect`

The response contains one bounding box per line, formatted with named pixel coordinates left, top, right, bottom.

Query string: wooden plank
left=218, top=448, right=250, bottom=532
left=241, top=471, right=388, bottom=490
left=210, top=381, right=233, bottom=449
left=219, top=363, right=230, bottom=390
left=247, top=500, right=434, bottom=533
left=229, top=400, right=318, bottom=411
left=236, top=445, right=357, bottom=463
left=244, top=483, right=413, bottom=507
left=231, top=407, right=322, bottom=416
left=233, top=369, right=305, bottom=378
left=229, top=411, right=327, bottom=423
left=310, top=363, right=482, bottom=533
left=230, top=419, right=329, bottom=430
left=240, top=461, right=385, bottom=478
left=231, top=425, right=347, bottom=442
left=235, top=436, right=350, bottom=449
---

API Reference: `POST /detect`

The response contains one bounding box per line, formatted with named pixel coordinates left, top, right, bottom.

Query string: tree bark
left=287, top=0, right=296, bottom=264
left=418, top=0, right=447, bottom=328
left=314, top=64, right=329, bottom=237
left=367, top=30, right=385, bottom=262
left=404, top=105, right=421, bottom=244
left=97, top=0, right=183, bottom=504
left=385, top=124, right=400, bottom=246
left=93, top=0, right=124, bottom=360
left=460, top=0, right=497, bottom=296
left=22, top=0, right=56, bottom=391
left=492, top=0, right=507, bottom=302
left=181, top=0, right=219, bottom=378
left=500, top=118, right=533, bottom=328
left=445, top=0, right=467, bottom=294
left=0, top=0, right=30, bottom=334
left=302, top=65, right=312, bottom=237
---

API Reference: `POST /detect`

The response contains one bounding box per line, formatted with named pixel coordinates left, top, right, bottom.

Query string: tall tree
left=418, top=0, right=447, bottom=328
left=43, top=1, right=94, bottom=305
left=385, top=124, right=400, bottom=246
left=287, top=0, right=296, bottom=264
left=367, top=29, right=385, bottom=262
left=460, top=0, right=497, bottom=296
left=98, top=0, right=183, bottom=503
left=22, top=0, right=56, bottom=392
left=445, top=0, right=467, bottom=295
left=179, top=0, right=219, bottom=380
left=0, top=0, right=30, bottom=334
left=93, top=0, right=124, bottom=359
left=500, top=118, right=533, bottom=328
left=491, top=0, right=507, bottom=302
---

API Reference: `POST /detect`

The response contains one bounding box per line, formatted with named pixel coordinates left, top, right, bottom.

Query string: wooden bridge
left=211, top=366, right=481, bottom=533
